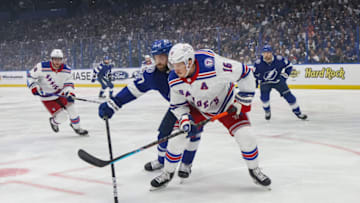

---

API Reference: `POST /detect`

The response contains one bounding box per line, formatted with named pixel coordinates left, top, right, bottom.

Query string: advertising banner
left=1, top=65, right=360, bottom=89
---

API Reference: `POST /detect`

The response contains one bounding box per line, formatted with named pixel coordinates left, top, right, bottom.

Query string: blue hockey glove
left=179, top=114, right=192, bottom=133
left=98, top=99, right=121, bottom=119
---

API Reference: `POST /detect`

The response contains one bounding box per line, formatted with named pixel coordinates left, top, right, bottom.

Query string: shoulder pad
left=63, top=64, right=71, bottom=70
left=276, top=55, right=283, bottom=61
left=41, top=61, right=51, bottom=68
left=33, top=63, right=42, bottom=72
left=195, top=49, right=215, bottom=57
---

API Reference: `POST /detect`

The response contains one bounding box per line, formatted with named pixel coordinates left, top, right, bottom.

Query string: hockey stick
left=78, top=108, right=235, bottom=167
left=41, top=93, right=103, bottom=104
left=68, top=96, right=103, bottom=104
left=104, top=117, right=119, bottom=203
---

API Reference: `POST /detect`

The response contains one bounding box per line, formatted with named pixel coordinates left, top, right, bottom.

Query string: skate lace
left=151, top=160, right=162, bottom=168
left=179, top=164, right=191, bottom=173
left=155, top=172, right=170, bottom=182
left=253, top=168, right=267, bottom=181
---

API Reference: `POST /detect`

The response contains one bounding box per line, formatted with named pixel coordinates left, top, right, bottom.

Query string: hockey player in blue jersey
left=91, top=56, right=114, bottom=98
left=98, top=40, right=200, bottom=178
left=253, top=45, right=307, bottom=120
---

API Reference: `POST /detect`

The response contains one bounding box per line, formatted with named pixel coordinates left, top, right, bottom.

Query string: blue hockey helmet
left=262, top=45, right=272, bottom=53
left=151, top=39, right=173, bottom=56
left=103, top=56, right=110, bottom=64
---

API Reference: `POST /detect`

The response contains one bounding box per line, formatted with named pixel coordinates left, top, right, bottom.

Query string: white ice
left=0, top=87, right=359, bottom=203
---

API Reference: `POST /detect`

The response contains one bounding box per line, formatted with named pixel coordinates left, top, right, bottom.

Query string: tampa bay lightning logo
left=263, top=69, right=278, bottom=81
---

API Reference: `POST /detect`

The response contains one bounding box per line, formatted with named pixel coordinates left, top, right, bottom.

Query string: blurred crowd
left=0, top=0, right=359, bottom=70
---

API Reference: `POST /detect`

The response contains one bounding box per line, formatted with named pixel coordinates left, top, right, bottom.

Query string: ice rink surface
left=0, top=87, right=359, bottom=203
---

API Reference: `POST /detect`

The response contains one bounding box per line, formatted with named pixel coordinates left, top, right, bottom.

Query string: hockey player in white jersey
left=150, top=43, right=271, bottom=189
left=140, top=55, right=155, bottom=72
left=26, top=49, right=88, bottom=136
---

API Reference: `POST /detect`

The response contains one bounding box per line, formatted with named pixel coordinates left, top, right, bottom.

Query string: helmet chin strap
left=184, top=60, right=193, bottom=78
left=184, top=65, right=191, bottom=77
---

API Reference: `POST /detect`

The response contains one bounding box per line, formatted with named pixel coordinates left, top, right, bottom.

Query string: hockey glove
left=60, top=87, right=76, bottom=102
left=29, top=82, right=44, bottom=96
left=179, top=114, right=192, bottom=133
left=234, top=91, right=254, bottom=115
left=107, top=73, right=113, bottom=81
left=98, top=99, right=121, bottom=119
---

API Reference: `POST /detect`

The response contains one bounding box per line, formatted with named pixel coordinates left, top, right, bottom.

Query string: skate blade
left=149, top=181, right=170, bottom=191
left=179, top=178, right=187, bottom=184
left=253, top=180, right=272, bottom=191
left=149, top=184, right=168, bottom=191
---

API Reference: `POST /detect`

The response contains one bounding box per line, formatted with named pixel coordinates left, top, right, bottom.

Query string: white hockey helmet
left=50, top=49, right=64, bottom=58
left=168, top=43, right=195, bottom=75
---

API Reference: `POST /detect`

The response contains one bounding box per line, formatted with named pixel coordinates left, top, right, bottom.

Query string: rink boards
left=1, top=64, right=360, bottom=89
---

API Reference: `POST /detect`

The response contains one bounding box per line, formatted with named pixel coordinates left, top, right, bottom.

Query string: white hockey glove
left=60, top=87, right=75, bottom=97
left=234, top=91, right=254, bottom=115
left=29, top=82, right=44, bottom=96
left=232, top=100, right=243, bottom=116
left=179, top=114, right=192, bottom=133
left=60, top=87, right=76, bottom=102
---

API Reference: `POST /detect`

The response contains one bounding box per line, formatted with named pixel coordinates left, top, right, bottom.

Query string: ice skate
left=265, top=111, right=271, bottom=120
left=249, top=167, right=271, bottom=189
left=296, top=113, right=308, bottom=120
left=144, top=159, right=164, bottom=171
left=178, top=163, right=192, bottom=178
left=70, top=124, right=88, bottom=136
left=98, top=91, right=106, bottom=99
left=150, top=172, right=174, bottom=191
left=49, top=117, right=59, bottom=133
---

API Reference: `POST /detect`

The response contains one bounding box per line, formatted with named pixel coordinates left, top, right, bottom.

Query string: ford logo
left=112, top=71, right=129, bottom=80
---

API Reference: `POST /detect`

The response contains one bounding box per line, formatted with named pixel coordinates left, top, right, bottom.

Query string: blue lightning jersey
left=92, top=63, right=113, bottom=79
left=112, top=65, right=170, bottom=107
left=253, top=55, right=293, bottom=84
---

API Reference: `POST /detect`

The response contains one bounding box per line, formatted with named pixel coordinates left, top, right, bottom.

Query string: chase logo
left=204, top=58, right=214, bottom=68
left=263, top=69, right=278, bottom=81
left=112, top=71, right=129, bottom=80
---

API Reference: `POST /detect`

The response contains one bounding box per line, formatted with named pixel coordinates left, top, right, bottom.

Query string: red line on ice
left=2, top=180, right=84, bottom=195
left=263, top=134, right=360, bottom=156
left=49, top=166, right=112, bottom=185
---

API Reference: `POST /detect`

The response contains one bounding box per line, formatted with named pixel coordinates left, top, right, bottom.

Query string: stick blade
left=78, top=149, right=109, bottom=167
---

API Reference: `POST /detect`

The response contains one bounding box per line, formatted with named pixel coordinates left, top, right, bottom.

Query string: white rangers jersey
left=26, top=61, right=74, bottom=101
left=168, top=49, right=255, bottom=119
